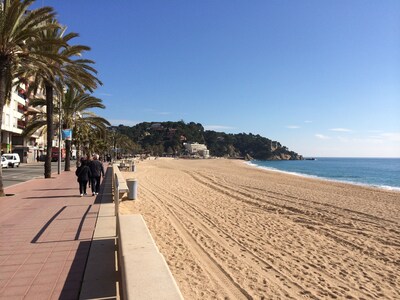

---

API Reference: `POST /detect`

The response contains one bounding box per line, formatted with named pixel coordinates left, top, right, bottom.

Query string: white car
left=1, top=156, right=8, bottom=168
left=2, top=153, right=20, bottom=168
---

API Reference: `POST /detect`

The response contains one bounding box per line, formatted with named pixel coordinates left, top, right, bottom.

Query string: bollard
left=127, top=178, right=138, bottom=200
left=131, top=164, right=136, bottom=172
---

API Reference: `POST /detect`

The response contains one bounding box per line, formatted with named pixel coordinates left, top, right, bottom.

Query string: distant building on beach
left=184, top=143, right=210, bottom=158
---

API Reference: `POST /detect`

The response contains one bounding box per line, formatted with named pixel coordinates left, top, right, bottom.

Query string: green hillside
left=114, top=121, right=303, bottom=160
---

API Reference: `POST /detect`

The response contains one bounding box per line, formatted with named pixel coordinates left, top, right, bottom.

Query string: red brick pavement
left=0, top=169, right=104, bottom=299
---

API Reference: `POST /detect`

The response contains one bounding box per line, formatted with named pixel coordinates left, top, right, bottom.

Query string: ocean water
left=248, top=158, right=400, bottom=191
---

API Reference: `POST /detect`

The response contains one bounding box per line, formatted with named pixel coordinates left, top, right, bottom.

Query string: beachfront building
left=184, top=142, right=210, bottom=158
left=1, top=84, right=46, bottom=163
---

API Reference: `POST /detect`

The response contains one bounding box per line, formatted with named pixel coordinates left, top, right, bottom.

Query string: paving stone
left=0, top=167, right=112, bottom=299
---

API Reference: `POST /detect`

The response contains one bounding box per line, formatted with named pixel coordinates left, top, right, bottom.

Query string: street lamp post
left=57, top=95, right=62, bottom=174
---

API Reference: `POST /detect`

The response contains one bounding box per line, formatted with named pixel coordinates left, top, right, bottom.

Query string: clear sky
left=34, top=0, right=399, bottom=157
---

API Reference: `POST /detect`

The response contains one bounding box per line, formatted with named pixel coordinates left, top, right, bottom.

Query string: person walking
left=75, top=159, right=92, bottom=197
left=89, top=154, right=105, bottom=196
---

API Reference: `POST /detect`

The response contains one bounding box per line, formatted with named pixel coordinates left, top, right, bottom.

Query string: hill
left=114, top=121, right=303, bottom=160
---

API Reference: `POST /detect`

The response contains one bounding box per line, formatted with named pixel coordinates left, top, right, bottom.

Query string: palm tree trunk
left=44, top=83, right=54, bottom=178
left=64, top=139, right=71, bottom=171
left=0, top=60, right=7, bottom=196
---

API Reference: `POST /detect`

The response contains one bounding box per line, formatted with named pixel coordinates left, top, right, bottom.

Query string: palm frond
left=22, top=119, right=47, bottom=137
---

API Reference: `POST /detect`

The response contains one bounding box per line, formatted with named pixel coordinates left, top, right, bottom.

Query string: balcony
left=17, top=119, right=26, bottom=129
left=18, top=89, right=27, bottom=100
left=17, top=103, right=26, bottom=114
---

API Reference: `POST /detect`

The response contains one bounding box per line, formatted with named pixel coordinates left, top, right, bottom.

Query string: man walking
left=89, top=154, right=105, bottom=196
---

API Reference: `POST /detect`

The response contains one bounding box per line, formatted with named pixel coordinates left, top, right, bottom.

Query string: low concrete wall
left=118, top=215, right=184, bottom=300
left=112, top=165, right=184, bottom=300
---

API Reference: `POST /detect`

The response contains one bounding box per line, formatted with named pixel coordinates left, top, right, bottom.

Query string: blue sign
left=62, top=129, right=72, bottom=140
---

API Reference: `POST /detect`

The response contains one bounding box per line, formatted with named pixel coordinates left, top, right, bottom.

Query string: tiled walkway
left=0, top=168, right=106, bottom=299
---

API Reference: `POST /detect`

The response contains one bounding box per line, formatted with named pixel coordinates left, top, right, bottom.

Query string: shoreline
left=246, top=159, right=400, bottom=192
left=120, top=158, right=400, bottom=299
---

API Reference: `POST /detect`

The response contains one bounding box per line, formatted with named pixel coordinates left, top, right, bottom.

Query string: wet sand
left=119, top=158, right=400, bottom=299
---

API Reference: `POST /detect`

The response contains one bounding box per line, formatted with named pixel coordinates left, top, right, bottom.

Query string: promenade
left=0, top=167, right=116, bottom=299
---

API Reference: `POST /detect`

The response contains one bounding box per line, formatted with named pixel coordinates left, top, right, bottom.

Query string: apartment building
left=1, top=84, right=46, bottom=163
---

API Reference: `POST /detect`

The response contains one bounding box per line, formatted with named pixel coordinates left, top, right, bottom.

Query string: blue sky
left=35, top=1, right=399, bottom=157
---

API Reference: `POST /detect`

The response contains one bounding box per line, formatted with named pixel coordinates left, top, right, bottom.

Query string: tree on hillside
left=0, top=0, right=59, bottom=196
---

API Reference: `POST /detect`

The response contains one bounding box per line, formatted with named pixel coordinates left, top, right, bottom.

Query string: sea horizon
left=248, top=157, right=400, bottom=192
left=305, top=156, right=400, bottom=159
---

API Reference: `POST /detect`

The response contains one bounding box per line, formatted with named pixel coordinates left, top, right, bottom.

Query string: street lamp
left=111, top=128, right=117, bottom=162
left=57, top=95, right=62, bottom=174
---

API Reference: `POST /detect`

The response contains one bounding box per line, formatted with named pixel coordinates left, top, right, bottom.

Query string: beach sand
left=119, top=158, right=400, bottom=299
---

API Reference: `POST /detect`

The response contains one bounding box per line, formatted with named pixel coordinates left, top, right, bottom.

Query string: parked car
left=1, top=156, right=9, bottom=168
left=2, top=153, right=21, bottom=168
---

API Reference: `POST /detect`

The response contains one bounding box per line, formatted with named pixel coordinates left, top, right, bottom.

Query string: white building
left=184, top=143, right=210, bottom=158
left=1, top=84, right=46, bottom=163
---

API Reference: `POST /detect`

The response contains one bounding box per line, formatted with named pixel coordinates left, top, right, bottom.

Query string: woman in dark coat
left=75, top=159, right=92, bottom=196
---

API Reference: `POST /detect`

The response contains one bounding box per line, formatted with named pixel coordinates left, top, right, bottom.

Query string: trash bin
left=131, top=164, right=136, bottom=172
left=127, top=178, right=138, bottom=200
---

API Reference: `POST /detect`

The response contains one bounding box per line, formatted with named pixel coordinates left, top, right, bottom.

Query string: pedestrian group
left=75, top=154, right=105, bottom=197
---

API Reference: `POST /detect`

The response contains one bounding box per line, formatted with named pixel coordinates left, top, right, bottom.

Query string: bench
left=119, top=162, right=130, bottom=171
left=118, top=214, right=184, bottom=300
left=113, top=164, right=129, bottom=198
left=112, top=164, right=129, bottom=216
left=118, top=159, right=135, bottom=172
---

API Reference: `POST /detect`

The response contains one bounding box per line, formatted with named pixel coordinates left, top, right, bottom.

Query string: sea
left=248, top=158, right=400, bottom=191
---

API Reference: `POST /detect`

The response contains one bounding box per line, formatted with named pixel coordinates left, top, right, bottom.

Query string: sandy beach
left=119, top=158, right=400, bottom=299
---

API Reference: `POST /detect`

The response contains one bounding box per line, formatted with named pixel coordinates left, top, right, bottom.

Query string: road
left=1, top=162, right=69, bottom=188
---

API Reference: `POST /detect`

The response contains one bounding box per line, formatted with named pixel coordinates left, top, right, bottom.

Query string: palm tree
left=0, top=0, right=59, bottom=196
left=107, top=129, right=138, bottom=160
left=62, top=87, right=110, bottom=170
left=23, top=87, right=110, bottom=170
left=27, top=20, right=101, bottom=178
left=73, top=122, right=106, bottom=163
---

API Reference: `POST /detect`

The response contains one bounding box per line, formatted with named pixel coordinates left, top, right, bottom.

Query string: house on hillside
left=184, top=142, right=210, bottom=158
left=150, top=123, right=164, bottom=131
